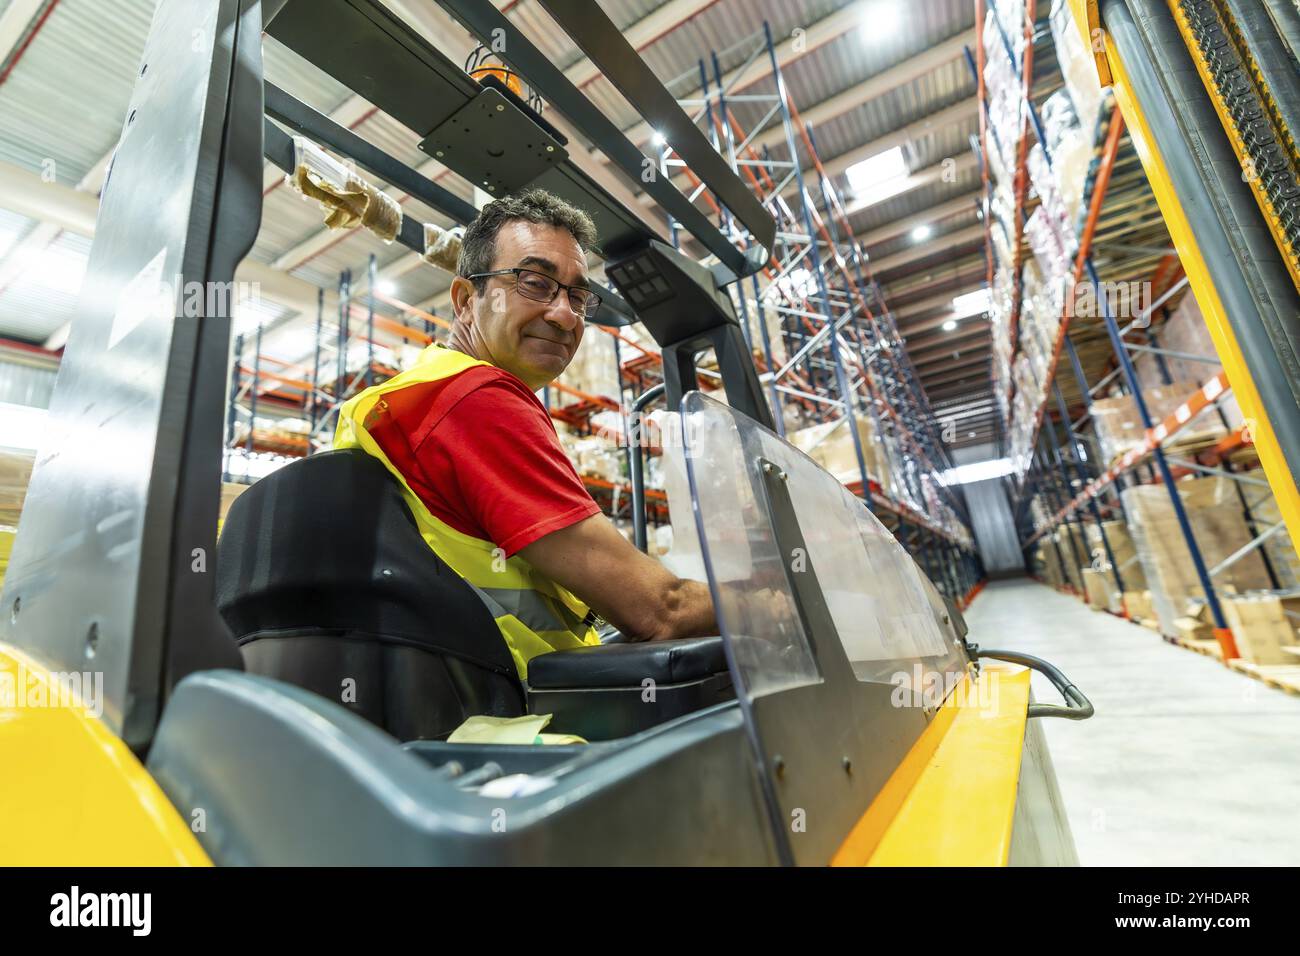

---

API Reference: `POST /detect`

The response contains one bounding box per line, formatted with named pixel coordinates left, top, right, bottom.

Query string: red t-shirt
left=366, top=361, right=600, bottom=557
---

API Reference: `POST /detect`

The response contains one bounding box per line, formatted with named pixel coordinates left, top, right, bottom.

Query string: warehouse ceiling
left=0, top=0, right=1008, bottom=446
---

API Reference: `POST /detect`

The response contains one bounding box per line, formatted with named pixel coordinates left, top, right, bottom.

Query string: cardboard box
left=557, top=327, right=620, bottom=400
left=1173, top=616, right=1213, bottom=643
left=1223, top=595, right=1300, bottom=665
left=1124, top=590, right=1154, bottom=621
left=0, top=449, right=33, bottom=528
left=1077, top=519, right=1143, bottom=612
left=1084, top=519, right=1147, bottom=591
left=1123, top=477, right=1274, bottom=635
left=1039, top=534, right=1085, bottom=591
left=1244, top=491, right=1300, bottom=591
left=1058, top=523, right=1089, bottom=592
left=788, top=415, right=884, bottom=486
left=1091, top=380, right=1225, bottom=463
left=1083, top=568, right=1114, bottom=609
left=1035, top=543, right=1066, bottom=589
left=1131, top=294, right=1243, bottom=434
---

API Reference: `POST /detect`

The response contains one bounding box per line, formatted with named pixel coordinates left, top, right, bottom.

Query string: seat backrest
left=216, top=449, right=522, bottom=737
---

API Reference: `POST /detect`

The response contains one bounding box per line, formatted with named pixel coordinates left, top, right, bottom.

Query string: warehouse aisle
left=963, top=578, right=1300, bottom=866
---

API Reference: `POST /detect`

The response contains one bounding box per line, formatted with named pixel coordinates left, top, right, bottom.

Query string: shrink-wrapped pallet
left=1123, top=477, right=1275, bottom=635
left=1090, top=380, right=1226, bottom=463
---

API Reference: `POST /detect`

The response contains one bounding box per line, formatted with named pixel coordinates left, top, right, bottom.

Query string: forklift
left=0, top=0, right=1091, bottom=866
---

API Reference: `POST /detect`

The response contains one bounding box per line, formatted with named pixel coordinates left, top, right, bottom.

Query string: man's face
left=450, top=220, right=588, bottom=391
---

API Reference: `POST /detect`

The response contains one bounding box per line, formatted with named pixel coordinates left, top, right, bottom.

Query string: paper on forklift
left=447, top=713, right=587, bottom=746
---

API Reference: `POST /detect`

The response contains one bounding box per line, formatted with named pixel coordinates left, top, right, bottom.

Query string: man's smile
left=523, top=332, right=575, bottom=356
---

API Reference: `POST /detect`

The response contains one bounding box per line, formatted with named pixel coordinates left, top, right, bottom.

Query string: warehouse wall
left=0, top=357, right=55, bottom=408
left=963, top=477, right=1023, bottom=573
left=952, top=444, right=1023, bottom=574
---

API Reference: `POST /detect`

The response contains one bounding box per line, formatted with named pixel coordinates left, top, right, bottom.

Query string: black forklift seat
left=216, top=448, right=525, bottom=741
left=215, top=449, right=732, bottom=742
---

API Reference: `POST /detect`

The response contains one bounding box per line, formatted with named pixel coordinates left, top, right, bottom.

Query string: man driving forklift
left=334, top=188, right=716, bottom=680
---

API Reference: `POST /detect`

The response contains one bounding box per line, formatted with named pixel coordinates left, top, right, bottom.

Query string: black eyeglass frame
left=466, top=267, right=603, bottom=318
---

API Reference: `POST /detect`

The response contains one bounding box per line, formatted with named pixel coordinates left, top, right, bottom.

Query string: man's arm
left=519, top=513, right=716, bottom=643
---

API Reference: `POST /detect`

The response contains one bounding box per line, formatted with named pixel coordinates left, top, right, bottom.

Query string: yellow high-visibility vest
left=334, top=344, right=600, bottom=680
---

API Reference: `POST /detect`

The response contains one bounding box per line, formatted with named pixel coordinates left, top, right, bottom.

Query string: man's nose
left=544, top=293, right=582, bottom=332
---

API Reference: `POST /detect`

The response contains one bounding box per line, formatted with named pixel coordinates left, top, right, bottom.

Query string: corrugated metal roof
left=850, top=169, right=982, bottom=235
left=776, top=0, right=973, bottom=112
left=0, top=0, right=154, bottom=185
left=0, top=0, right=991, bottom=420
left=0, top=354, right=55, bottom=406
left=868, top=206, right=983, bottom=261
left=263, top=35, right=356, bottom=117
left=644, top=0, right=846, bottom=92
left=0, top=207, right=31, bottom=261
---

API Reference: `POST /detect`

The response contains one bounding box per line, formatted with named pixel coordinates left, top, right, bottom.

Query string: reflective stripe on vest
left=333, top=344, right=599, bottom=680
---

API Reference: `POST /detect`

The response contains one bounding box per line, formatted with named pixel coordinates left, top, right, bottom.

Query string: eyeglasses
left=467, top=267, right=602, bottom=319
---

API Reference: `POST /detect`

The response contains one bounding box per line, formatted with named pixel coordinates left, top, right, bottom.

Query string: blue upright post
left=1091, top=260, right=1232, bottom=641
left=1053, top=382, right=1123, bottom=593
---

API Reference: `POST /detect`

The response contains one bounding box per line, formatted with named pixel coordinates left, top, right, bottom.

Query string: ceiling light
left=377, top=279, right=396, bottom=296
left=651, top=131, right=666, bottom=147
left=19, top=245, right=88, bottom=297
left=941, top=457, right=1013, bottom=485
left=942, top=319, right=957, bottom=332
left=844, top=146, right=910, bottom=205
left=863, top=2, right=902, bottom=36
left=952, top=288, right=992, bottom=319
left=911, top=224, right=933, bottom=242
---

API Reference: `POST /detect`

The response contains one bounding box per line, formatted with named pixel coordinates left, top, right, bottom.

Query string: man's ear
left=449, top=275, right=475, bottom=323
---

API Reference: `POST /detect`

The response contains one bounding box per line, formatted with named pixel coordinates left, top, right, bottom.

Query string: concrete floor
left=963, top=577, right=1300, bottom=866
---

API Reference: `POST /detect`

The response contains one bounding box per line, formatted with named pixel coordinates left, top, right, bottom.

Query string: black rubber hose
left=976, top=648, right=1096, bottom=720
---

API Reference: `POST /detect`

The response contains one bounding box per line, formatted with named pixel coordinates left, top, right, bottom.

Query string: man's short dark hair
left=457, top=188, right=598, bottom=290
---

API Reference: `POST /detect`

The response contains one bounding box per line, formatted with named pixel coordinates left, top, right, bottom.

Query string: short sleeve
left=414, top=376, right=601, bottom=556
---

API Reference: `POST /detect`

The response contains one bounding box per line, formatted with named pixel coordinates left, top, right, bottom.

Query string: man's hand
left=518, top=513, right=716, bottom=643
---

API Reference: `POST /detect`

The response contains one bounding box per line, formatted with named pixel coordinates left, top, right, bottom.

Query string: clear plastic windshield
left=671, top=392, right=966, bottom=698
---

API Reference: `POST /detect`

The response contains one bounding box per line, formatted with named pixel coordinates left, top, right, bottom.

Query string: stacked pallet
left=1081, top=519, right=1147, bottom=612
left=1222, top=595, right=1300, bottom=666
left=787, top=415, right=890, bottom=492
left=1124, top=476, right=1280, bottom=636
left=1091, top=379, right=1227, bottom=465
